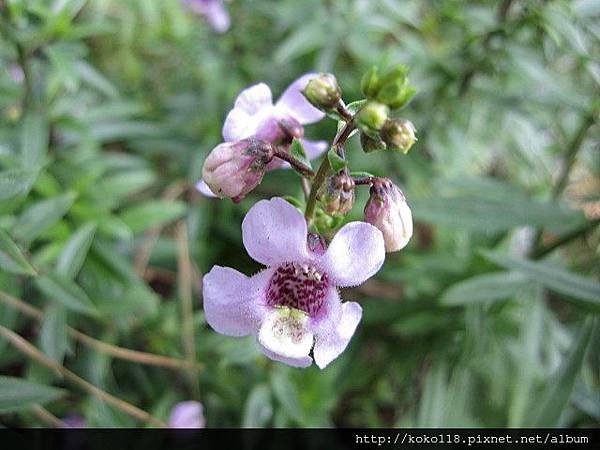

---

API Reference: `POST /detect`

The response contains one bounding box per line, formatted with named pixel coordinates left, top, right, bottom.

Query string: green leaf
left=349, top=171, right=376, bottom=179
left=35, top=272, right=97, bottom=316
left=327, top=148, right=347, bottom=173
left=12, top=192, right=77, bottom=244
left=271, top=370, right=303, bottom=423
left=482, top=252, right=600, bottom=311
left=289, top=138, right=311, bottom=169
left=243, top=384, right=273, bottom=428
left=528, top=318, right=596, bottom=426
left=0, top=168, right=39, bottom=202
left=40, top=306, right=69, bottom=363
left=119, top=200, right=186, bottom=233
left=55, top=222, right=96, bottom=278
left=0, top=228, right=37, bottom=275
left=0, top=376, right=65, bottom=413
left=440, top=272, right=530, bottom=306
left=20, top=112, right=49, bottom=168
left=412, top=195, right=583, bottom=232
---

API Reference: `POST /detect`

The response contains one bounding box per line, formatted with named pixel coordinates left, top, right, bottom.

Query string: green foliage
left=0, top=0, right=598, bottom=429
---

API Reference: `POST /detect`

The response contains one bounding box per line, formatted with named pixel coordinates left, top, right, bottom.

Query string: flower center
left=266, top=262, right=329, bottom=316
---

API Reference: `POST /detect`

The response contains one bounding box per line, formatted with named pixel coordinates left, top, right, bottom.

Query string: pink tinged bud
left=168, top=401, right=205, bottom=428
left=381, top=118, right=417, bottom=154
left=317, top=172, right=355, bottom=217
left=364, top=178, right=413, bottom=252
left=201, top=138, right=274, bottom=201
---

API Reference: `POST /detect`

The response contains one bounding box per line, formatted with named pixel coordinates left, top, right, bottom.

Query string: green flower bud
left=360, top=66, right=380, bottom=99
left=317, top=172, right=355, bottom=217
left=381, top=118, right=417, bottom=154
left=355, top=101, right=389, bottom=137
left=302, top=73, right=342, bottom=110
left=360, top=131, right=387, bottom=153
left=379, top=64, right=409, bottom=87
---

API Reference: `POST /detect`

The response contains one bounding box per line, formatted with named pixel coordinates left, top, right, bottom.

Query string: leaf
left=271, top=370, right=303, bottom=423
left=440, top=272, right=530, bottom=306
left=482, top=252, right=600, bottom=311
left=0, top=228, right=37, bottom=275
left=55, top=222, right=96, bottom=278
left=40, top=306, right=69, bottom=363
left=75, top=60, right=118, bottom=97
left=289, top=138, right=311, bottom=169
left=243, top=384, right=273, bottom=428
left=119, top=200, right=186, bottom=234
left=35, top=272, right=97, bottom=316
left=412, top=195, right=583, bottom=232
left=0, top=376, right=65, bottom=413
left=349, top=171, right=376, bottom=179
left=0, top=168, right=39, bottom=202
left=327, top=147, right=347, bottom=173
left=528, top=318, right=596, bottom=426
left=20, top=112, right=49, bottom=168
left=12, top=192, right=77, bottom=244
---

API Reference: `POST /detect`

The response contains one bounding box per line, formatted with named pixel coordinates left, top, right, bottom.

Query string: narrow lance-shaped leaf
left=55, top=222, right=97, bottom=278
left=35, top=272, right=97, bottom=316
left=440, top=272, right=530, bottom=306
left=0, top=376, right=65, bottom=413
left=0, top=228, right=37, bottom=275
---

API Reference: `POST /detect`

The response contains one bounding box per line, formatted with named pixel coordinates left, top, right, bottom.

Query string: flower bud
left=317, top=172, right=355, bottom=217
left=302, top=73, right=342, bottom=111
left=201, top=138, right=274, bottom=201
left=360, top=131, right=386, bottom=153
left=364, top=178, right=413, bottom=252
left=355, top=101, right=389, bottom=137
left=360, top=66, right=380, bottom=99
left=380, top=118, right=417, bottom=154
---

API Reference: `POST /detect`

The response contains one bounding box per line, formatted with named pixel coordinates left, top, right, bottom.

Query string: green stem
left=532, top=218, right=599, bottom=260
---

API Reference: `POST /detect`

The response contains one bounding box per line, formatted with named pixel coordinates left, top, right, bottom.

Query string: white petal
left=258, top=308, right=313, bottom=360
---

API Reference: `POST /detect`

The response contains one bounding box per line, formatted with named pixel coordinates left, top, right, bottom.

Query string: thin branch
left=273, top=148, right=315, bottom=178
left=0, top=325, right=166, bottom=427
left=31, top=405, right=68, bottom=428
left=532, top=218, right=599, bottom=259
left=0, top=291, right=203, bottom=371
left=175, top=222, right=200, bottom=397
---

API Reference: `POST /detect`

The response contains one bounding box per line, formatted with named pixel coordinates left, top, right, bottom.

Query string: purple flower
left=183, top=0, right=230, bottom=33
left=197, top=74, right=327, bottom=197
left=168, top=401, right=205, bottom=428
left=61, top=413, right=86, bottom=428
left=202, top=198, right=385, bottom=369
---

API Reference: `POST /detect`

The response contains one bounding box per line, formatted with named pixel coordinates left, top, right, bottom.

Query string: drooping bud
left=317, top=171, right=355, bottom=217
left=364, top=178, right=413, bottom=252
left=380, top=118, right=417, bottom=154
left=355, top=101, right=389, bottom=137
left=302, top=73, right=342, bottom=111
left=201, top=138, right=274, bottom=201
left=255, top=115, right=303, bottom=145
left=360, top=131, right=387, bottom=153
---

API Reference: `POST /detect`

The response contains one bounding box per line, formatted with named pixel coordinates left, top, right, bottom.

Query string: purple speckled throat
left=266, top=262, right=329, bottom=316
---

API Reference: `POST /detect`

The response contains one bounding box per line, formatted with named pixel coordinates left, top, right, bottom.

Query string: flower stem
left=304, top=119, right=356, bottom=224
left=273, top=148, right=316, bottom=178
left=0, top=324, right=166, bottom=427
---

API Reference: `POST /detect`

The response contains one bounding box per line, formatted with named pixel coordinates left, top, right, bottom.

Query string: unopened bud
left=355, top=101, right=389, bottom=137
left=318, top=172, right=355, bottom=217
left=360, top=66, right=380, bottom=99
left=201, top=139, right=274, bottom=201
left=360, top=131, right=386, bottom=153
left=255, top=115, right=303, bottom=144
left=380, top=118, right=417, bottom=154
left=302, top=73, right=342, bottom=111
left=364, top=178, right=413, bottom=252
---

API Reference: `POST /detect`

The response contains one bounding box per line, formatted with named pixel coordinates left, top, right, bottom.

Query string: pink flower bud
left=317, top=172, right=355, bottom=217
left=364, top=178, right=413, bottom=252
left=202, top=138, right=274, bottom=201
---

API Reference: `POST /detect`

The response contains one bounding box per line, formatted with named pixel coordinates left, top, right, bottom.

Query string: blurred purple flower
left=197, top=74, right=327, bottom=197
left=183, top=0, right=230, bottom=33
left=61, top=413, right=86, bottom=428
left=202, top=197, right=385, bottom=369
left=168, top=401, right=205, bottom=428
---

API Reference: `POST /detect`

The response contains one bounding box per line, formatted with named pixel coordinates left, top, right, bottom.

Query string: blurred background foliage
left=0, top=0, right=599, bottom=428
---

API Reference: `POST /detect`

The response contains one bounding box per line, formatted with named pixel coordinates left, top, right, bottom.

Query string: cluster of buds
left=356, top=64, right=417, bottom=154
